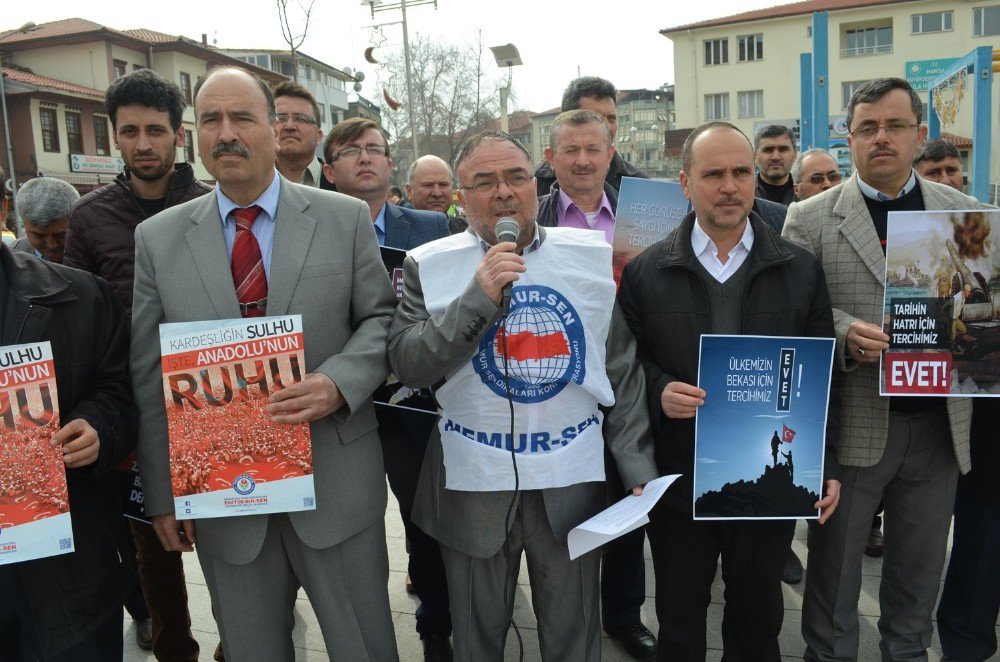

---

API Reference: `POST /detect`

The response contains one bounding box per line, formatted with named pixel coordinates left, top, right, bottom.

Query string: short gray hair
left=548, top=110, right=611, bottom=151
left=16, top=177, right=79, bottom=228
left=791, top=148, right=836, bottom=183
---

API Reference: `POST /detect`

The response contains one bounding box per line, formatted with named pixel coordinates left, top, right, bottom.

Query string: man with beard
left=273, top=81, right=324, bottom=187
left=754, top=125, right=797, bottom=205
left=64, top=67, right=210, bottom=662
left=389, top=130, right=657, bottom=661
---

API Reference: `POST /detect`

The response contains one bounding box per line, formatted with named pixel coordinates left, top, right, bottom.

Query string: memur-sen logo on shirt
left=473, top=285, right=585, bottom=404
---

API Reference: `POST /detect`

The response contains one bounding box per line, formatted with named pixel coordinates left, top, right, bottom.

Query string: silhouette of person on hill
left=781, top=450, right=793, bottom=482
left=771, top=430, right=781, bottom=466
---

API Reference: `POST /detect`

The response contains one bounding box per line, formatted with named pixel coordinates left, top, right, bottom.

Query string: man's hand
left=51, top=419, right=100, bottom=468
left=475, top=241, right=526, bottom=305
left=631, top=485, right=645, bottom=496
left=661, top=381, right=706, bottom=419
left=846, top=320, right=888, bottom=363
left=152, top=513, right=197, bottom=552
left=267, top=372, right=345, bottom=424
left=814, top=479, right=841, bottom=525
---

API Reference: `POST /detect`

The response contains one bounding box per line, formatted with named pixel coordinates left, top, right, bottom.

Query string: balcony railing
left=841, top=44, right=893, bottom=57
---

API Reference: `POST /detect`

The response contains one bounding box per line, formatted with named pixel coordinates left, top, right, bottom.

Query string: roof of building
left=2, top=66, right=104, bottom=99
left=940, top=132, right=972, bottom=149
left=0, top=17, right=284, bottom=82
left=660, top=0, right=918, bottom=34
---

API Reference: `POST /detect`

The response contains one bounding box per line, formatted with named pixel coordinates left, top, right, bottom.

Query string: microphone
left=494, top=217, right=520, bottom=318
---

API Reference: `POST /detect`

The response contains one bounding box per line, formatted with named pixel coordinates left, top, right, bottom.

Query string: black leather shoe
left=864, top=525, right=884, bottom=557
left=422, top=634, right=453, bottom=662
left=604, top=621, right=657, bottom=660
left=134, top=618, right=152, bottom=651
left=782, top=549, right=804, bottom=584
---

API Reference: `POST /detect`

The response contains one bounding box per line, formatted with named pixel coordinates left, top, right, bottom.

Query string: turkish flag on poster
left=782, top=424, right=796, bottom=443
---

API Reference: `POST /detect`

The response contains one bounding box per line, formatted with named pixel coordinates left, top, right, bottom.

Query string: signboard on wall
left=69, top=154, right=124, bottom=174
left=906, top=59, right=959, bottom=91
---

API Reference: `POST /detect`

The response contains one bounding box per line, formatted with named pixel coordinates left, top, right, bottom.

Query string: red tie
left=231, top=206, right=267, bottom=318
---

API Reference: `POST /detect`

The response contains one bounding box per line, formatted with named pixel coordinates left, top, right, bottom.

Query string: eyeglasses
left=850, top=121, right=919, bottom=140
left=275, top=113, right=319, bottom=127
left=330, top=144, right=389, bottom=161
left=460, top=174, right=532, bottom=195
left=804, top=172, right=843, bottom=185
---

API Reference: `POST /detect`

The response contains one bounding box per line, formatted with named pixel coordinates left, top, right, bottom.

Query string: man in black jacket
left=63, top=67, right=209, bottom=662
left=0, top=243, right=136, bottom=661
left=754, top=125, right=797, bottom=205
left=535, top=77, right=647, bottom=196
left=617, top=122, right=841, bottom=661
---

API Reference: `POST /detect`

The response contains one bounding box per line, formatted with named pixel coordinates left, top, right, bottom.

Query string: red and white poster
left=0, top=341, right=74, bottom=565
left=159, top=316, right=316, bottom=519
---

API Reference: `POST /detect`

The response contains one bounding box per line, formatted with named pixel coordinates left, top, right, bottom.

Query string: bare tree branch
left=275, top=0, right=315, bottom=83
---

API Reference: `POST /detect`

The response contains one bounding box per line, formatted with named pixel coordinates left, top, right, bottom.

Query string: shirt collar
left=474, top=222, right=543, bottom=255
left=374, top=203, right=388, bottom=238
left=556, top=187, right=613, bottom=219
left=691, top=217, right=754, bottom=257
left=216, top=169, right=281, bottom=225
left=857, top=169, right=917, bottom=202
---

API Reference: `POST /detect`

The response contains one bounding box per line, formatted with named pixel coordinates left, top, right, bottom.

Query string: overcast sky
left=2, top=0, right=785, bottom=112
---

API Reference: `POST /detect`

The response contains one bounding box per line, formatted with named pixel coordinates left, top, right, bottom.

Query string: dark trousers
left=378, top=407, right=452, bottom=637
left=130, top=519, right=200, bottom=661
left=937, top=479, right=1000, bottom=661
left=647, top=505, right=794, bottom=662
left=123, top=525, right=150, bottom=621
left=1, top=596, right=123, bottom=662
left=601, top=444, right=647, bottom=627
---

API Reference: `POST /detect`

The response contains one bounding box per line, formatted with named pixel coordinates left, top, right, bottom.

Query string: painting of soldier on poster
left=882, top=210, right=1000, bottom=396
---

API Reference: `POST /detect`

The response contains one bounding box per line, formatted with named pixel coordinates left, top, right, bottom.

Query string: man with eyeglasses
left=272, top=82, right=324, bottom=187
left=791, top=149, right=843, bottom=201
left=388, top=130, right=657, bottom=661
left=914, top=138, right=965, bottom=192
left=782, top=77, right=986, bottom=662
left=323, top=118, right=453, bottom=660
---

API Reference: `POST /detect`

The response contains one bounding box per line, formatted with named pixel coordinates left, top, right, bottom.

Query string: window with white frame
left=738, top=90, right=764, bottom=118
left=704, top=93, right=730, bottom=120
left=738, top=34, right=764, bottom=62
left=842, top=80, right=870, bottom=109
left=973, top=5, right=1000, bottom=36
left=911, top=10, right=953, bottom=34
left=704, top=39, right=728, bottom=66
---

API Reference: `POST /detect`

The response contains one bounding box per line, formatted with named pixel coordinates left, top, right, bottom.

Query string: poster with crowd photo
left=375, top=246, right=437, bottom=415
left=0, top=341, right=75, bottom=565
left=611, top=177, right=688, bottom=285
left=694, top=335, right=835, bottom=520
left=881, top=210, right=1000, bottom=397
left=159, top=316, right=315, bottom=520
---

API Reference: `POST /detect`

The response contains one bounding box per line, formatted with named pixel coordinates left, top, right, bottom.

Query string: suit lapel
left=186, top=195, right=242, bottom=319
left=267, top=183, right=316, bottom=316
left=836, top=176, right=885, bottom=280
left=383, top=203, right=410, bottom=250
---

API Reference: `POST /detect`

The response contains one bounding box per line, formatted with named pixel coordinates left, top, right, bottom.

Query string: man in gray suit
left=782, top=78, right=984, bottom=662
left=129, top=67, right=399, bottom=661
left=388, top=131, right=658, bottom=661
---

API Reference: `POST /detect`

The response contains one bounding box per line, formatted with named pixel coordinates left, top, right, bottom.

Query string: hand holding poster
left=881, top=210, right=1000, bottom=396
left=159, top=316, right=315, bottom=519
left=0, top=341, right=75, bottom=565
left=611, top=177, right=688, bottom=284
left=694, top=335, right=835, bottom=520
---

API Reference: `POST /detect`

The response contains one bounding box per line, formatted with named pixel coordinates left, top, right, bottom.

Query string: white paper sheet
left=567, top=474, right=681, bottom=560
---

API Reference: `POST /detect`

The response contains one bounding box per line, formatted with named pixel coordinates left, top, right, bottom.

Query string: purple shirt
left=556, top=190, right=616, bottom=244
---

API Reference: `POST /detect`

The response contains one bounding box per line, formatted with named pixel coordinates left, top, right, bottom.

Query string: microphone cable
left=499, top=307, right=524, bottom=661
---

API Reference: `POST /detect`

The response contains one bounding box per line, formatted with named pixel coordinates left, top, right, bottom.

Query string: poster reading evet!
left=0, top=341, right=74, bottom=565
left=159, top=316, right=316, bottom=520
left=694, top=335, right=835, bottom=520
left=881, top=210, right=1000, bottom=397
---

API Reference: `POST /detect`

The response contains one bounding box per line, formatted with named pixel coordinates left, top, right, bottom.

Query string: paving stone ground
left=122, top=482, right=999, bottom=661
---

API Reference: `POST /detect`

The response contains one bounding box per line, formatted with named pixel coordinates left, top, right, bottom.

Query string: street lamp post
left=362, top=0, right=437, bottom=158
left=488, top=44, right=522, bottom=133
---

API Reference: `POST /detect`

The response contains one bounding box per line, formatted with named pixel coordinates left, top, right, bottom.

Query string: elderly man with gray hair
left=13, top=177, right=79, bottom=263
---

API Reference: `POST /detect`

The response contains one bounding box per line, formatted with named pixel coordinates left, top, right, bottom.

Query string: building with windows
left=616, top=86, right=675, bottom=180
left=661, top=0, right=999, bottom=190
left=0, top=17, right=284, bottom=191
left=219, top=49, right=357, bottom=144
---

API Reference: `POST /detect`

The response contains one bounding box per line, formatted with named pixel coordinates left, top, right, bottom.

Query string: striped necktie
left=231, top=206, right=267, bottom=317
